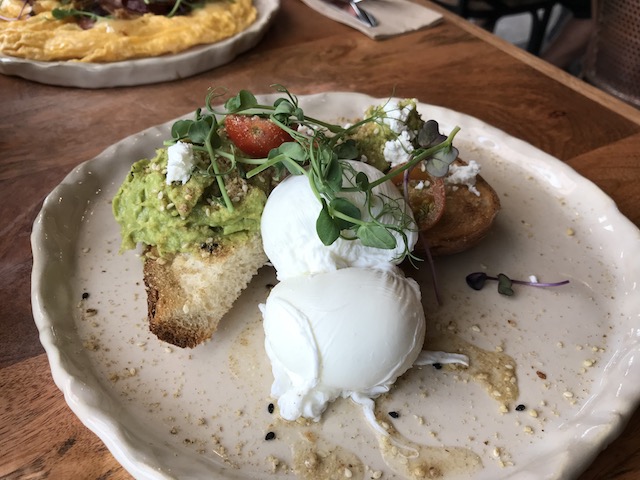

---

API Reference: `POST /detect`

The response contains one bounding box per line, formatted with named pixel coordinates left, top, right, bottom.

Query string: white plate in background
left=0, top=0, right=279, bottom=88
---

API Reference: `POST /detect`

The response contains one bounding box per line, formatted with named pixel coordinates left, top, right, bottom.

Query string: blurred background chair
left=582, top=0, right=640, bottom=108
left=539, top=1, right=593, bottom=74
left=431, top=0, right=558, bottom=55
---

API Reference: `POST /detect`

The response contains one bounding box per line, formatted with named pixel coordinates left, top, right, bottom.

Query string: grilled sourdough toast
left=401, top=158, right=501, bottom=256
left=423, top=162, right=500, bottom=256
left=113, top=146, right=270, bottom=349
left=143, top=236, right=267, bottom=348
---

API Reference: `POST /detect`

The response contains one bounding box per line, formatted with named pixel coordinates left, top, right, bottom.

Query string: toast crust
left=143, top=234, right=267, bottom=348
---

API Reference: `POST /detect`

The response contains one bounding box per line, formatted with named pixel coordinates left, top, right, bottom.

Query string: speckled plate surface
left=31, top=92, right=640, bottom=479
left=0, top=0, right=279, bottom=88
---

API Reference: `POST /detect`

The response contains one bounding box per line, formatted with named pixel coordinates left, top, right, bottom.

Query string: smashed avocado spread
left=350, top=99, right=423, bottom=172
left=113, top=148, right=266, bottom=257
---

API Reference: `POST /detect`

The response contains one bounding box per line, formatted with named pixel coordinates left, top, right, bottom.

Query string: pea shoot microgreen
left=49, top=0, right=209, bottom=23
left=466, top=272, right=570, bottom=296
left=165, top=0, right=208, bottom=18
left=51, top=7, right=104, bottom=21
left=165, top=85, right=461, bottom=257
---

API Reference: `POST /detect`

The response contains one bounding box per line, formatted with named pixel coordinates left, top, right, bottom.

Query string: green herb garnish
left=166, top=85, right=461, bottom=257
left=49, top=0, right=210, bottom=23
left=51, top=7, right=104, bottom=20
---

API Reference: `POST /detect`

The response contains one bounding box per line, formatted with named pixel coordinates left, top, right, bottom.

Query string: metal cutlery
left=324, top=0, right=378, bottom=28
left=348, top=0, right=378, bottom=27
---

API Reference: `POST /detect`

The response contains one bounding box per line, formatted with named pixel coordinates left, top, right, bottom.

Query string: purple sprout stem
left=487, top=275, right=570, bottom=288
left=1, top=0, right=29, bottom=21
left=401, top=167, right=443, bottom=306
left=420, top=233, right=442, bottom=306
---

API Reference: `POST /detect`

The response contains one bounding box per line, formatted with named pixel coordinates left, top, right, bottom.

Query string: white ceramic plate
left=31, top=92, right=640, bottom=479
left=0, top=0, right=279, bottom=88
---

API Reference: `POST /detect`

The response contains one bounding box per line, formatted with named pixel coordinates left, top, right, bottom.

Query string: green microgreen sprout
left=166, top=0, right=208, bottom=18
left=466, top=272, right=570, bottom=296
left=51, top=7, right=105, bottom=21
left=166, top=0, right=184, bottom=17
left=167, top=103, right=235, bottom=211
left=165, top=84, right=461, bottom=260
left=48, top=0, right=209, bottom=23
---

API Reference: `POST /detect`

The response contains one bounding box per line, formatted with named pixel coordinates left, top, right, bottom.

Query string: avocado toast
left=113, top=146, right=269, bottom=348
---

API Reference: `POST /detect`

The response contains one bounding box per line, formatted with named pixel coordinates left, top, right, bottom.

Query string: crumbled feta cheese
left=383, top=130, right=414, bottom=167
left=166, top=141, right=195, bottom=185
left=297, top=124, right=316, bottom=137
left=445, top=160, right=481, bottom=196
left=382, top=100, right=415, bottom=134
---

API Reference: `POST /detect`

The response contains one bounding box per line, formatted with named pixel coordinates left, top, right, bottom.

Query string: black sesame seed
left=265, top=431, right=276, bottom=441
left=200, top=242, right=218, bottom=253
left=266, top=283, right=275, bottom=289
left=82, top=292, right=90, bottom=300
left=433, top=363, right=443, bottom=370
left=388, top=411, right=400, bottom=418
left=268, top=403, right=274, bottom=414
left=515, top=404, right=526, bottom=411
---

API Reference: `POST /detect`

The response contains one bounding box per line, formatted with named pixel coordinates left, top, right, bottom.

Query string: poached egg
left=261, top=267, right=426, bottom=421
left=260, top=160, right=418, bottom=281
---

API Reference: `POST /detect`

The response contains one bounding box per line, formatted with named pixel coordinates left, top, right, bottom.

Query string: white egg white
left=260, top=160, right=417, bottom=281
left=261, top=267, right=426, bottom=421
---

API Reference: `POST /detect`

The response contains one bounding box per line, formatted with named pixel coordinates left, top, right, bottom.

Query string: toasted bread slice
left=143, top=233, right=267, bottom=348
left=421, top=161, right=500, bottom=256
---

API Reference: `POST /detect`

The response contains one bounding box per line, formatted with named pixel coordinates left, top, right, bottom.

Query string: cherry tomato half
left=224, top=114, right=293, bottom=158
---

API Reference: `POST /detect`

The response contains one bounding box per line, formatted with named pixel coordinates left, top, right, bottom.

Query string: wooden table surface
left=1, top=1, right=639, bottom=478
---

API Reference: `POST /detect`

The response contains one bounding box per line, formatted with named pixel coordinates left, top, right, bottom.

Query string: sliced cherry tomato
left=390, top=163, right=446, bottom=232
left=224, top=114, right=293, bottom=158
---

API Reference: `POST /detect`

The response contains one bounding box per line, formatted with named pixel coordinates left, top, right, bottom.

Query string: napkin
left=299, top=0, right=443, bottom=39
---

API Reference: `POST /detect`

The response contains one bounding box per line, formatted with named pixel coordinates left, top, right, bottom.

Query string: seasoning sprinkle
left=433, top=363, right=443, bottom=370
left=81, top=292, right=90, bottom=300
left=265, top=431, right=276, bottom=441
left=268, top=403, right=275, bottom=414
left=515, top=404, right=526, bottom=411
left=388, top=411, right=400, bottom=419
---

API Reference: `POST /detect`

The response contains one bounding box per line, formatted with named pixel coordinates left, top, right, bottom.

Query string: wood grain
left=1, top=0, right=639, bottom=478
left=565, top=133, right=640, bottom=227
left=0, top=355, right=129, bottom=479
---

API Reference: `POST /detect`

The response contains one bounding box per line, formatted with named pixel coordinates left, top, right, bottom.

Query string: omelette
left=0, top=0, right=257, bottom=62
